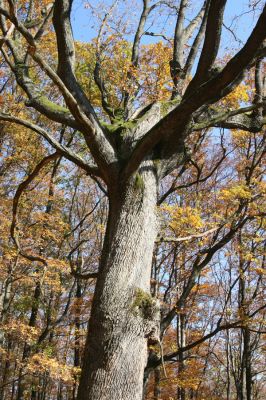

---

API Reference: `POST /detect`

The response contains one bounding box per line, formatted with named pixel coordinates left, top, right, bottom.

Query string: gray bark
left=77, top=162, right=160, bottom=400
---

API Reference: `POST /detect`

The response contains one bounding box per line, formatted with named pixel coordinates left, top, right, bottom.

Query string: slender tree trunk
left=0, top=254, right=17, bottom=396
left=154, top=368, right=161, bottom=400
left=77, top=165, right=159, bottom=400
left=243, top=328, right=252, bottom=400
left=226, top=330, right=231, bottom=400
left=73, top=278, right=82, bottom=400
left=0, top=339, right=12, bottom=400
left=16, top=163, right=58, bottom=399
left=238, top=232, right=251, bottom=400
left=17, top=281, right=41, bottom=400
left=177, top=313, right=186, bottom=400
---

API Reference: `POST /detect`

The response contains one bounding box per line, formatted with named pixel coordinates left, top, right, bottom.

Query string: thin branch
left=10, top=153, right=59, bottom=265
left=156, top=226, right=219, bottom=243
left=123, top=5, right=266, bottom=178
left=0, top=113, right=100, bottom=175
left=124, top=0, right=157, bottom=114
left=160, top=210, right=258, bottom=334
left=68, top=251, right=98, bottom=280
left=148, top=304, right=266, bottom=370
left=93, top=0, right=119, bottom=119
left=158, top=147, right=227, bottom=204
left=0, top=3, right=118, bottom=180
left=144, top=31, right=171, bottom=44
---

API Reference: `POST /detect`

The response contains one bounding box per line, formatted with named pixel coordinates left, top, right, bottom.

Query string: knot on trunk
left=131, top=288, right=160, bottom=341
left=134, top=173, right=145, bottom=192
left=131, top=288, right=156, bottom=318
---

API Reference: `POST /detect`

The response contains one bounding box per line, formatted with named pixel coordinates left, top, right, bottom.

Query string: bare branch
left=156, top=226, right=219, bottom=243
left=194, top=104, right=265, bottom=133
left=124, top=5, right=266, bottom=178
left=144, top=31, right=171, bottom=44
left=183, top=1, right=207, bottom=41
left=147, top=303, right=266, bottom=371
left=170, top=0, right=188, bottom=97
left=185, top=0, right=227, bottom=95
left=160, top=210, right=259, bottom=334
left=93, top=0, right=119, bottom=119
left=183, top=0, right=210, bottom=77
left=124, top=0, right=157, bottom=114
left=52, top=0, right=75, bottom=80
left=165, top=304, right=266, bottom=363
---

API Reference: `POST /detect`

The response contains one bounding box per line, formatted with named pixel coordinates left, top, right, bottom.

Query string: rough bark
left=77, top=162, right=160, bottom=400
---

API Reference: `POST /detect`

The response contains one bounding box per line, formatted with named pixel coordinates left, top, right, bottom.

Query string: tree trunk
left=154, top=368, right=161, bottom=400
left=177, top=313, right=186, bottom=400
left=225, top=330, right=231, bottom=400
left=77, top=164, right=159, bottom=400
left=73, top=277, right=82, bottom=400
left=17, top=281, right=41, bottom=400
left=243, top=328, right=252, bottom=400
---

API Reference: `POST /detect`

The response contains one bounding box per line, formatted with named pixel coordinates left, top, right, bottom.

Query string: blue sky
left=71, top=0, right=263, bottom=57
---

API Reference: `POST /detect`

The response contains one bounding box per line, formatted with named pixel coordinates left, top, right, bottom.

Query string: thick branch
left=183, top=1, right=207, bottom=41
left=124, top=0, right=155, bottom=113
left=253, top=57, right=265, bottom=119
left=183, top=0, right=210, bottom=77
left=185, top=0, right=227, bottom=94
left=170, top=0, right=188, bottom=97
left=0, top=5, right=118, bottom=180
left=52, top=0, right=114, bottom=132
left=194, top=104, right=265, bottom=133
left=52, top=0, right=75, bottom=80
left=186, top=4, right=266, bottom=104
left=52, top=0, right=103, bottom=119
left=93, top=1, right=119, bottom=119
left=173, top=0, right=188, bottom=67
left=124, top=5, right=266, bottom=178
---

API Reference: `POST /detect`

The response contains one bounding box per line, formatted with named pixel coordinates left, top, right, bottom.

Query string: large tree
left=0, top=1, right=265, bottom=399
